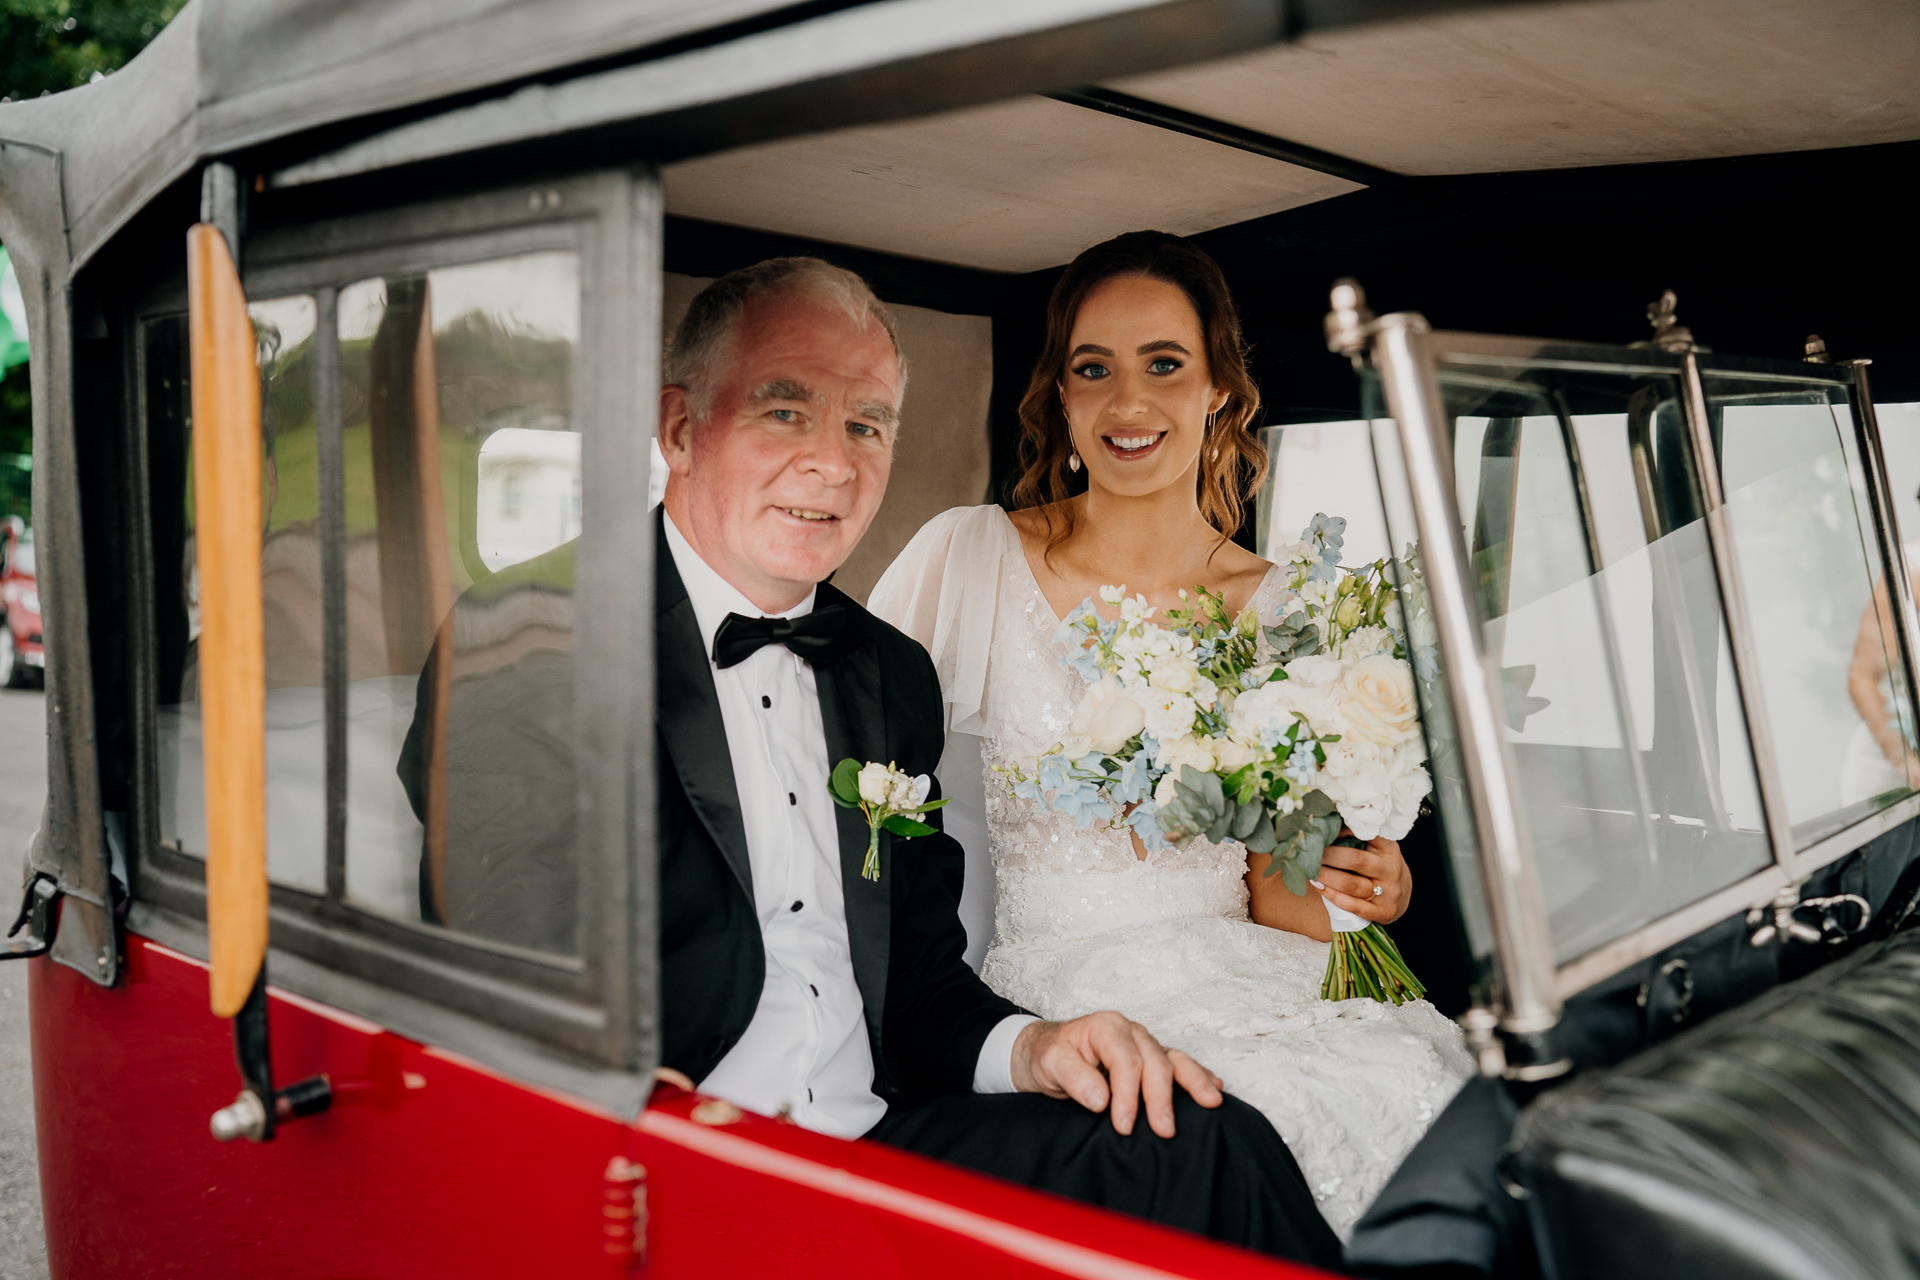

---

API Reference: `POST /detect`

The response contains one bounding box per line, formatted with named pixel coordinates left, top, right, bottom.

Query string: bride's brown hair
left=1011, top=231, right=1265, bottom=556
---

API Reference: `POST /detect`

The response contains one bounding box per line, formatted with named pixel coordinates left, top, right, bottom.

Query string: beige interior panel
left=661, top=272, right=993, bottom=604
left=1113, top=0, right=1920, bottom=175
left=664, top=96, right=1360, bottom=273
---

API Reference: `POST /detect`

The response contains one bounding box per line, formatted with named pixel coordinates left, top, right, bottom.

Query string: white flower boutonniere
left=829, top=759, right=950, bottom=881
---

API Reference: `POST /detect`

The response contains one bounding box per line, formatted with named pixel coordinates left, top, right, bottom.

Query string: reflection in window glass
left=1375, top=360, right=1775, bottom=968
left=339, top=251, right=582, bottom=955
left=152, top=297, right=329, bottom=894
left=1712, top=381, right=1916, bottom=845
left=1256, top=422, right=1392, bottom=566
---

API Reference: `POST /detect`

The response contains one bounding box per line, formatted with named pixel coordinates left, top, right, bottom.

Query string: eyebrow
left=854, top=400, right=900, bottom=429
left=749, top=377, right=818, bottom=404
left=1067, top=340, right=1193, bottom=359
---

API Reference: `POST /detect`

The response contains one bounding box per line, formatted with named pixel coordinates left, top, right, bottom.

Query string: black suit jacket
left=655, top=515, right=1026, bottom=1108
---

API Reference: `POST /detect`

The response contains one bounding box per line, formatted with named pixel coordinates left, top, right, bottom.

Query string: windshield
left=1371, top=355, right=1778, bottom=968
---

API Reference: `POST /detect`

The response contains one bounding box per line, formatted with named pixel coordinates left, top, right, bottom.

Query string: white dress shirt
left=665, top=516, right=1034, bottom=1138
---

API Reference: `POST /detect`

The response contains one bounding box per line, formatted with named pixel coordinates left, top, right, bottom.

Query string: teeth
left=782, top=508, right=835, bottom=521
left=1110, top=435, right=1159, bottom=450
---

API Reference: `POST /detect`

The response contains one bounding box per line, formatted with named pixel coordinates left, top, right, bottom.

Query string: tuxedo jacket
left=656, top=516, right=1026, bottom=1107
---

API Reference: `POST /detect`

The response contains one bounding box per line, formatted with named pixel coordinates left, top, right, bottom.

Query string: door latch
left=2, top=873, right=60, bottom=961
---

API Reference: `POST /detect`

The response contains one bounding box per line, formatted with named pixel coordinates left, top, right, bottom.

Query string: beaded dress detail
left=871, top=506, right=1473, bottom=1238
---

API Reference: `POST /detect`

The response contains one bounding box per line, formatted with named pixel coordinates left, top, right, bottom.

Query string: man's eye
left=848, top=421, right=878, bottom=437
left=1074, top=362, right=1110, bottom=380
left=770, top=408, right=799, bottom=422
left=1148, top=357, right=1181, bottom=375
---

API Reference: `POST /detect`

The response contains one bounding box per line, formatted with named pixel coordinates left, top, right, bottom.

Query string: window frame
left=122, top=168, right=661, bottom=1112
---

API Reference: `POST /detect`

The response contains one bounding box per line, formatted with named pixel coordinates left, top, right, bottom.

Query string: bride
left=870, top=231, right=1472, bottom=1237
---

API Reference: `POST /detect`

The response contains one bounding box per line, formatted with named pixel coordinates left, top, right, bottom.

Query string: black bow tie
left=712, top=605, right=849, bottom=669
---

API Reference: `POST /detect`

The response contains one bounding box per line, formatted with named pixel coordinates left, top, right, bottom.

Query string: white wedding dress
left=870, top=505, right=1473, bottom=1237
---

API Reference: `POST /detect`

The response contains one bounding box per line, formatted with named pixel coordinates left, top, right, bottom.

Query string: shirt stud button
left=791, top=900, right=803, bottom=912
left=761, top=695, right=771, bottom=708
left=789, top=792, right=797, bottom=806
left=810, top=984, right=819, bottom=997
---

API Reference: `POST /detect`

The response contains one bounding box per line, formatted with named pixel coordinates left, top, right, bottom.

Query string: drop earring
left=1207, top=408, right=1220, bottom=461
left=1069, top=452, right=1081, bottom=472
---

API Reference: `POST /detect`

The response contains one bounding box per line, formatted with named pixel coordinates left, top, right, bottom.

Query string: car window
left=12, top=535, right=30, bottom=577
left=150, top=295, right=331, bottom=895
left=336, top=251, right=583, bottom=954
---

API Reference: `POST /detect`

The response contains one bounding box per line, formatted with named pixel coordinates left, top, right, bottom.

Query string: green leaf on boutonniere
left=882, top=815, right=937, bottom=838
left=829, top=758, right=863, bottom=807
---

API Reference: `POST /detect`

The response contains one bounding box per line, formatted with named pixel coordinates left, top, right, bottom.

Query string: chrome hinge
left=3, top=872, right=59, bottom=961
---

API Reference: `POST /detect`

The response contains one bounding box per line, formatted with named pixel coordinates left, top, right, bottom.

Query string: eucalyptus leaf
left=1243, top=814, right=1277, bottom=855
left=1230, top=798, right=1262, bottom=841
left=1264, top=617, right=1322, bottom=662
left=1280, top=859, right=1307, bottom=896
left=829, top=758, right=863, bottom=807
left=1204, top=805, right=1233, bottom=845
left=882, top=815, right=936, bottom=838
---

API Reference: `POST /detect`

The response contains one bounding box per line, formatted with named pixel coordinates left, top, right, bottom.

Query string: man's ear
left=658, top=384, right=696, bottom=477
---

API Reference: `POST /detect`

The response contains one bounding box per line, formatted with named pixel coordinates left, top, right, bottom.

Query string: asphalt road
left=0, top=686, right=48, bottom=1280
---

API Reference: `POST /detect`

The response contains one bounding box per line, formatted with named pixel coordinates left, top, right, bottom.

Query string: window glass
left=1256, top=421, right=1392, bottom=566
left=152, top=296, right=329, bottom=892
left=1375, top=357, right=1774, bottom=968
left=338, top=251, right=582, bottom=955
left=1709, top=377, right=1916, bottom=845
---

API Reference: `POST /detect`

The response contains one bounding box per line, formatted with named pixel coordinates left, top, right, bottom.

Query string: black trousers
left=868, top=1091, right=1344, bottom=1270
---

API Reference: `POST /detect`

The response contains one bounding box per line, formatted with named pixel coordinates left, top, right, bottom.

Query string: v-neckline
left=999, top=506, right=1284, bottom=628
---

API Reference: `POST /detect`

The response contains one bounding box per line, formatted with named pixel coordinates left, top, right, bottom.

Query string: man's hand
left=1010, top=1012, right=1224, bottom=1138
left=1312, top=828, right=1411, bottom=923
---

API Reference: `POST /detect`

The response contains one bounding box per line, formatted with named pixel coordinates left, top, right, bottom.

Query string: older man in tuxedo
left=652, top=256, right=1340, bottom=1265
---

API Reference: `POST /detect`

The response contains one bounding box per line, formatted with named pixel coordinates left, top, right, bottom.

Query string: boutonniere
left=829, top=759, right=950, bottom=881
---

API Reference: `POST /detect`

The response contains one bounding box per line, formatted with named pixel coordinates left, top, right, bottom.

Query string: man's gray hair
left=666, top=257, right=907, bottom=417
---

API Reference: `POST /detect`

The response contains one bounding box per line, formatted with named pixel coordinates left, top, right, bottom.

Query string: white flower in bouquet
left=1156, top=733, right=1217, bottom=776
left=886, top=770, right=932, bottom=812
left=1315, top=738, right=1429, bottom=841
left=1339, top=653, right=1424, bottom=747
left=1140, top=687, right=1199, bottom=744
left=1212, top=734, right=1261, bottom=774
left=1067, top=674, right=1147, bottom=755
left=1148, top=652, right=1202, bottom=695
left=1339, top=625, right=1395, bottom=662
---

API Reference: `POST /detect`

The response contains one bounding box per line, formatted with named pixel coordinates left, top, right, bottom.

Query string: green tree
left=3, top=0, right=177, bottom=101
left=1, top=1, right=177, bottom=515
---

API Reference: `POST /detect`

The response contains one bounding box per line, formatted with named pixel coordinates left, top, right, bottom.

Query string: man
left=654, top=257, right=1341, bottom=1265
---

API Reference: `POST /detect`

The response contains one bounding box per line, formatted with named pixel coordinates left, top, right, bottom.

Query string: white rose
left=1339, top=653, right=1422, bottom=746
left=1069, top=674, right=1147, bottom=754
left=1150, top=655, right=1200, bottom=695
left=1154, top=772, right=1182, bottom=807
left=1140, top=689, right=1198, bottom=744
left=857, top=762, right=892, bottom=805
left=1156, top=734, right=1216, bottom=777
left=1212, top=735, right=1260, bottom=773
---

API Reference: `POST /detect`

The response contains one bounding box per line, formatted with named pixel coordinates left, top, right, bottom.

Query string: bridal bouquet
left=1002, top=514, right=1432, bottom=1004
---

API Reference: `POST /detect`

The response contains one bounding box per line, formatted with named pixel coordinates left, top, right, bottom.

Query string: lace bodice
left=869, top=505, right=1473, bottom=1239
left=976, top=512, right=1294, bottom=942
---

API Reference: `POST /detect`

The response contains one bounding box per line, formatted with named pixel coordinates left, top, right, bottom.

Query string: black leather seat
left=1511, top=926, right=1920, bottom=1280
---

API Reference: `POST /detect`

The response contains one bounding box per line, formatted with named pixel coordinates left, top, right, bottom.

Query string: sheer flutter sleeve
left=867, top=504, right=1009, bottom=738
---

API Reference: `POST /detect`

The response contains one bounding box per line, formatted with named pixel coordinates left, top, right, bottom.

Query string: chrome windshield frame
left=1358, top=316, right=1920, bottom=1038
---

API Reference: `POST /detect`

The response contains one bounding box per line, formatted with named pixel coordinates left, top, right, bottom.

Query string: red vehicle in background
left=0, top=514, right=41, bottom=688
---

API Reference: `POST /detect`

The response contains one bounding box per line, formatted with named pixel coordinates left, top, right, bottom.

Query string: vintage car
left=0, top=515, right=41, bottom=687
left=2, top=1, right=1917, bottom=1277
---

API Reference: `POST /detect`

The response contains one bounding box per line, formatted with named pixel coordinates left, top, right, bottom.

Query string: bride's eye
left=1072, top=361, right=1110, bottom=380
left=1147, top=357, right=1181, bottom=375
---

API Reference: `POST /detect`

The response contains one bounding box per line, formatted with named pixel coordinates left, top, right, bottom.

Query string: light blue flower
left=1051, top=600, right=1097, bottom=649
left=1127, top=801, right=1171, bottom=850
left=1112, top=753, right=1157, bottom=806
left=1062, top=646, right=1103, bottom=683
left=1052, top=777, right=1114, bottom=828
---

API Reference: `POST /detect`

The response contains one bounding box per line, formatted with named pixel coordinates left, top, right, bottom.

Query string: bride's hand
left=1010, top=1013, right=1224, bottom=1138
left=1312, top=827, right=1411, bottom=924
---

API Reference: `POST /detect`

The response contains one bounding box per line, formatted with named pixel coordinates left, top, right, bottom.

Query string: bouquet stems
left=1322, top=923, right=1425, bottom=1005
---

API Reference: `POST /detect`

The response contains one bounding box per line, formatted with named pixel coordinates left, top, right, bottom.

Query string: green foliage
left=829, top=759, right=863, bottom=808
left=2, top=0, right=176, bottom=101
